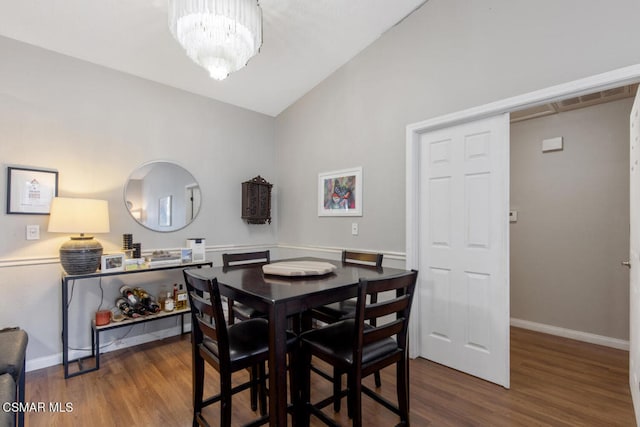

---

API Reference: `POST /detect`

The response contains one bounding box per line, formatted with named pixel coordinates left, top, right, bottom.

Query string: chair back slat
left=342, top=250, right=383, bottom=268
left=183, top=269, right=230, bottom=364
left=362, top=319, right=404, bottom=346
left=189, top=292, right=215, bottom=318
left=196, top=316, right=219, bottom=343
left=364, top=295, right=410, bottom=321
left=353, top=270, right=418, bottom=363
left=189, top=292, right=219, bottom=341
left=222, top=250, right=270, bottom=267
left=186, top=272, right=211, bottom=294
left=364, top=274, right=414, bottom=294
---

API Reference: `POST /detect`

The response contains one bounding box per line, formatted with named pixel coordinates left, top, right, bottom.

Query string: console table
left=61, top=261, right=211, bottom=378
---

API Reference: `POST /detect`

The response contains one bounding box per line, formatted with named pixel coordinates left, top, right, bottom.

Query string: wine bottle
left=145, top=299, right=161, bottom=314
left=175, top=284, right=188, bottom=310
left=120, top=285, right=139, bottom=305
left=133, top=287, right=149, bottom=300
left=164, top=291, right=175, bottom=312
left=158, top=289, right=167, bottom=311
left=133, top=287, right=160, bottom=313
left=116, top=297, right=140, bottom=318
left=133, top=302, right=148, bottom=316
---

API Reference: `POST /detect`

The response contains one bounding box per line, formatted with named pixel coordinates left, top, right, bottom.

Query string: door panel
left=628, top=89, right=640, bottom=424
left=419, top=113, right=510, bottom=387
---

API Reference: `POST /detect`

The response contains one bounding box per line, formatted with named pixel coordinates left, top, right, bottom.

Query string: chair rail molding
left=276, top=243, right=406, bottom=265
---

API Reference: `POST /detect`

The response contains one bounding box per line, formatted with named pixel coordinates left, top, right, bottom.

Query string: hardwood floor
left=24, top=327, right=635, bottom=426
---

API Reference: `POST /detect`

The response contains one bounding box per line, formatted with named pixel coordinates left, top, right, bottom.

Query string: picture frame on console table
left=181, top=248, right=193, bottom=264
left=6, top=166, right=59, bottom=214
left=186, top=238, right=206, bottom=262
left=101, top=253, right=125, bottom=273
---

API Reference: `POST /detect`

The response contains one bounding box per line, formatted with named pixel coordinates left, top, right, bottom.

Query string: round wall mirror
left=124, top=161, right=201, bottom=232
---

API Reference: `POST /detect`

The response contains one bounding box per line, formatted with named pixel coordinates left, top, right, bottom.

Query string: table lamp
left=48, top=197, right=110, bottom=275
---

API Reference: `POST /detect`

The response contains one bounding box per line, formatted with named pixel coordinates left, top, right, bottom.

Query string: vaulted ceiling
left=0, top=0, right=428, bottom=116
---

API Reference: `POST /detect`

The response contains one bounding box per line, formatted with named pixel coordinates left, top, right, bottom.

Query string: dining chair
left=183, top=268, right=295, bottom=427
left=299, top=269, right=418, bottom=427
left=222, top=250, right=270, bottom=324
left=311, top=250, right=383, bottom=324
left=310, top=250, right=384, bottom=411
left=222, top=250, right=273, bottom=413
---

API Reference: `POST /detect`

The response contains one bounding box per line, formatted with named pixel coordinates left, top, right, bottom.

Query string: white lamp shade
left=48, top=198, right=110, bottom=275
left=48, top=198, right=110, bottom=234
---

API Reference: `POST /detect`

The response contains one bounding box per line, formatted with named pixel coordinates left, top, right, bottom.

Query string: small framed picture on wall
left=6, top=166, right=59, bottom=215
left=318, top=167, right=362, bottom=216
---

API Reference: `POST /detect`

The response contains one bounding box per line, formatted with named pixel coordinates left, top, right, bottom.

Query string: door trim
left=406, top=63, right=640, bottom=358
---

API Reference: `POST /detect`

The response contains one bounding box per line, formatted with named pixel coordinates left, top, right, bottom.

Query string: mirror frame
left=124, top=160, right=201, bottom=232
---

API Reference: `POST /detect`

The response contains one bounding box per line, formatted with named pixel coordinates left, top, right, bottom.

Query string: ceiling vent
left=511, top=84, right=638, bottom=123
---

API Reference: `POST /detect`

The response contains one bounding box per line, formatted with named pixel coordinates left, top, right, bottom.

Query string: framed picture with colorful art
left=318, top=167, right=362, bottom=216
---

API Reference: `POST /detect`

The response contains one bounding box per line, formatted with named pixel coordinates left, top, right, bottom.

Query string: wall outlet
left=26, top=225, right=40, bottom=240
left=351, top=223, right=359, bottom=236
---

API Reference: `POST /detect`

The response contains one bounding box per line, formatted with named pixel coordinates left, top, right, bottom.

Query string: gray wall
left=275, top=0, right=640, bottom=338
left=0, top=36, right=277, bottom=368
left=3, top=0, right=640, bottom=369
left=510, top=98, right=632, bottom=340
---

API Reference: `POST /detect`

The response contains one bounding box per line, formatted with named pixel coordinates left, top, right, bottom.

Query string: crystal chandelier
left=168, top=0, right=262, bottom=81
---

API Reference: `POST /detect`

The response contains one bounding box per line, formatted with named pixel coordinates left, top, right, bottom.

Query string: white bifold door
left=418, top=113, right=510, bottom=388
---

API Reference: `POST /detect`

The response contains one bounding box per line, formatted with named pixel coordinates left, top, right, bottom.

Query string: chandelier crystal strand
left=168, top=0, right=262, bottom=80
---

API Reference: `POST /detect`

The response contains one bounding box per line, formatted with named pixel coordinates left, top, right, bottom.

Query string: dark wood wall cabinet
left=242, top=175, right=272, bottom=224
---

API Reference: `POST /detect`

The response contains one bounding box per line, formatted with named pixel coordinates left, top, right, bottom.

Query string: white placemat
left=262, top=261, right=337, bottom=277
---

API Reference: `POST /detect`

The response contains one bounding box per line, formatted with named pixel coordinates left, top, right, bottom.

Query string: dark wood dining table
left=186, top=257, right=410, bottom=427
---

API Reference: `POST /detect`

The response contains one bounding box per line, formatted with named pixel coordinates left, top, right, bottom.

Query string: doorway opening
left=508, top=84, right=636, bottom=349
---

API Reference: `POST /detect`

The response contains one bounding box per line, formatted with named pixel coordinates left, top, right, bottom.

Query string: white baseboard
left=26, top=323, right=189, bottom=372
left=510, top=318, right=629, bottom=351
left=26, top=354, right=62, bottom=372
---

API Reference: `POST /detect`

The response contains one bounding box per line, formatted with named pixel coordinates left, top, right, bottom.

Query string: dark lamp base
left=59, top=236, right=103, bottom=275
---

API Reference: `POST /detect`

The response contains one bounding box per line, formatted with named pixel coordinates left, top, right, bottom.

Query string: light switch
left=509, top=211, right=518, bottom=223
left=26, top=224, right=40, bottom=240
left=351, top=223, right=359, bottom=235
